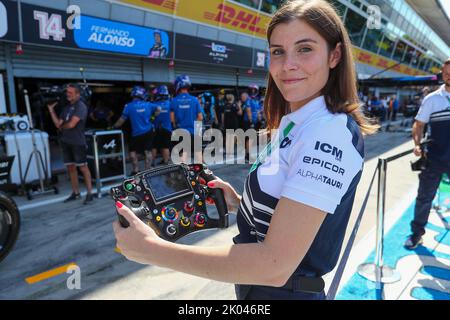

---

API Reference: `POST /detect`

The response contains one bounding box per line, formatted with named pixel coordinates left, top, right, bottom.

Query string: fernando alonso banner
left=19, top=1, right=173, bottom=59
left=74, top=15, right=172, bottom=58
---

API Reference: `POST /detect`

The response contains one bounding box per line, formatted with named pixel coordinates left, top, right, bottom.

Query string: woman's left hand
left=112, top=202, right=162, bottom=265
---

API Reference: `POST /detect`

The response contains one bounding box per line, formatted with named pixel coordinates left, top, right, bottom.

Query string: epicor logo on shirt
left=0, top=3, right=8, bottom=38
left=302, top=156, right=346, bottom=176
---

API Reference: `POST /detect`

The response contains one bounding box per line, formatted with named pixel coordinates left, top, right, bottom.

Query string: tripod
left=22, top=90, right=58, bottom=200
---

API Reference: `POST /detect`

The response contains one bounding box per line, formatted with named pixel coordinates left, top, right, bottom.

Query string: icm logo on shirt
left=179, top=104, right=191, bottom=109
left=0, top=2, right=8, bottom=38
left=315, top=141, right=343, bottom=161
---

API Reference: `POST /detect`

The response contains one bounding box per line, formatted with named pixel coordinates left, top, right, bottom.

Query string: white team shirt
left=234, top=95, right=365, bottom=275
left=416, top=85, right=450, bottom=123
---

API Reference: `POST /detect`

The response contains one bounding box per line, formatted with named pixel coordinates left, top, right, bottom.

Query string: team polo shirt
left=415, top=85, right=450, bottom=164
left=121, top=100, right=156, bottom=137
left=242, top=99, right=260, bottom=124
left=153, top=99, right=173, bottom=132
left=233, top=96, right=365, bottom=277
left=171, top=93, right=202, bottom=135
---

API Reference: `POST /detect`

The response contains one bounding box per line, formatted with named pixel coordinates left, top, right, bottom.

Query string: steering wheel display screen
left=146, top=167, right=191, bottom=201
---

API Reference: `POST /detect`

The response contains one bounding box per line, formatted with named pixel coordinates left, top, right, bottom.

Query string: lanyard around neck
left=250, top=121, right=295, bottom=173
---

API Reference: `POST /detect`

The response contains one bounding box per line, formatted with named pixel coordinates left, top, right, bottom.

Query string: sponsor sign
left=120, top=0, right=271, bottom=39
left=74, top=15, right=172, bottom=58
left=20, top=2, right=173, bottom=59
left=352, top=47, right=427, bottom=76
left=253, top=49, right=269, bottom=70
left=175, top=33, right=252, bottom=68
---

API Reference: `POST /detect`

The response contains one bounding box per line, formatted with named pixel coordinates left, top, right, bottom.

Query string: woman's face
left=269, top=19, right=341, bottom=109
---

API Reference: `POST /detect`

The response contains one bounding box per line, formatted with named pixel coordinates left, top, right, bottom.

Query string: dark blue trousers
left=411, top=160, right=450, bottom=236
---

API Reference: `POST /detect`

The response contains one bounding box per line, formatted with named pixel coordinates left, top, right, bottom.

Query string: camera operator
left=405, top=59, right=450, bottom=250
left=47, top=83, right=94, bottom=205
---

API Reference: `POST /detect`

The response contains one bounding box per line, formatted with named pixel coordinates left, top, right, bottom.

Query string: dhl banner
left=352, top=47, right=428, bottom=77
left=121, top=0, right=430, bottom=76
left=120, top=0, right=271, bottom=39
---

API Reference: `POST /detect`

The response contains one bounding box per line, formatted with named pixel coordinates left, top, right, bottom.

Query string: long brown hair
left=264, top=0, right=378, bottom=135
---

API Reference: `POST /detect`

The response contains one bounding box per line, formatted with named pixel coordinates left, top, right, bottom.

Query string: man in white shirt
left=405, top=59, right=450, bottom=249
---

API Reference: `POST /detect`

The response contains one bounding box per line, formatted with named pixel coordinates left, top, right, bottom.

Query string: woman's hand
left=113, top=201, right=163, bottom=265
left=205, top=178, right=241, bottom=213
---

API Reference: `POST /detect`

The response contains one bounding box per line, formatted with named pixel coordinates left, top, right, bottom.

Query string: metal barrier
left=356, top=140, right=432, bottom=299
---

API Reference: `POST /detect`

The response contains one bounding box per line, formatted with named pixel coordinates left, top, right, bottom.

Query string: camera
left=39, top=85, right=67, bottom=106
left=411, top=156, right=428, bottom=171
left=32, top=83, right=92, bottom=109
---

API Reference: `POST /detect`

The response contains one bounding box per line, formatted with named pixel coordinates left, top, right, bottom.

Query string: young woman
left=113, top=0, right=378, bottom=300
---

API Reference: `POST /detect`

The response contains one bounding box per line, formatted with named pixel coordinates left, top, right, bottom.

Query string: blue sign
left=74, top=15, right=171, bottom=58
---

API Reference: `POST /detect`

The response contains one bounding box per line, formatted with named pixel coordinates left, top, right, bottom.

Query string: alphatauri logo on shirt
left=280, top=137, right=292, bottom=149
left=315, top=141, right=343, bottom=161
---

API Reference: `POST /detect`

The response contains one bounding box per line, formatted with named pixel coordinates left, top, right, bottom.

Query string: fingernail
left=207, top=182, right=215, bottom=187
left=116, top=201, right=123, bottom=208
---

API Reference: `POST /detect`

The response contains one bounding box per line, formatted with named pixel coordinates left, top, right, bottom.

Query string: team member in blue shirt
left=240, top=91, right=259, bottom=163
left=248, top=84, right=265, bottom=130
left=151, top=85, right=172, bottom=166
left=241, top=91, right=258, bottom=130
left=170, top=75, right=203, bottom=163
left=113, top=86, right=160, bottom=175
left=200, top=91, right=218, bottom=127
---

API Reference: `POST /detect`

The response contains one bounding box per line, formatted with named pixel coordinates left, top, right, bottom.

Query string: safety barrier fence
left=327, top=140, right=433, bottom=300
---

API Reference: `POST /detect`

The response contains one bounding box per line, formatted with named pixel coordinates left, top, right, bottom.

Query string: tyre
left=0, top=192, right=21, bottom=263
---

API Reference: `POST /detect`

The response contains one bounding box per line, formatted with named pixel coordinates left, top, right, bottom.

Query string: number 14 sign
left=33, top=5, right=80, bottom=42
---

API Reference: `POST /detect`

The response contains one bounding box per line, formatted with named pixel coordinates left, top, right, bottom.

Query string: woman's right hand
left=205, top=177, right=241, bottom=213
